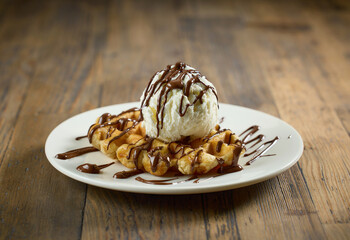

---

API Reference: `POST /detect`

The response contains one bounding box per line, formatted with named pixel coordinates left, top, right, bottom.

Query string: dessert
left=55, top=62, right=280, bottom=183
left=86, top=62, right=245, bottom=176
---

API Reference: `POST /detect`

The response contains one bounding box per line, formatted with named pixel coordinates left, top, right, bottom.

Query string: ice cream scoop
left=140, top=62, right=218, bottom=142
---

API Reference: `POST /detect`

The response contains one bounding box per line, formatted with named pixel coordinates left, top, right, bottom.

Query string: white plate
left=45, top=102, right=303, bottom=195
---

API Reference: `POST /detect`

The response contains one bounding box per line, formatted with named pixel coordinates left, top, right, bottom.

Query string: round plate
left=45, top=102, right=303, bottom=195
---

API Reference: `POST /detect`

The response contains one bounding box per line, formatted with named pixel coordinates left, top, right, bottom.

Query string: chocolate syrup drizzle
left=114, top=169, right=143, bottom=179
left=124, top=138, right=171, bottom=173
left=77, top=162, right=115, bottom=174
left=245, top=137, right=279, bottom=165
left=55, top=147, right=98, bottom=160
left=239, top=125, right=265, bottom=148
left=87, top=107, right=142, bottom=149
left=238, top=125, right=279, bottom=165
left=140, top=62, right=218, bottom=136
left=135, top=176, right=179, bottom=185
left=75, top=135, right=87, bottom=140
left=135, top=175, right=200, bottom=185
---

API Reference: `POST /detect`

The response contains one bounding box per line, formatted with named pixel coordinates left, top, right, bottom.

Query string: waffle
left=88, top=108, right=245, bottom=176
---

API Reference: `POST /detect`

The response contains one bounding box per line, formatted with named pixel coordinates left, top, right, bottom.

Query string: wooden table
left=1, top=0, right=349, bottom=239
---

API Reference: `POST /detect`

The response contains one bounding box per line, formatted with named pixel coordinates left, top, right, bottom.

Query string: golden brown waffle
left=88, top=108, right=245, bottom=176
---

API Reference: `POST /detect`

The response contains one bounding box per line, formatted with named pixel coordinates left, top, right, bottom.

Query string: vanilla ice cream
left=140, top=62, right=218, bottom=142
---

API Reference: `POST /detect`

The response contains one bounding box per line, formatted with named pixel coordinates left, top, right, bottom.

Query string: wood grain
left=0, top=0, right=349, bottom=239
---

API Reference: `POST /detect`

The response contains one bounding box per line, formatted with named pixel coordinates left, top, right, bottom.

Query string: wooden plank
left=324, top=223, right=350, bottom=240
left=0, top=0, right=109, bottom=238
left=98, top=0, right=184, bottom=106
left=257, top=22, right=350, bottom=230
left=301, top=5, right=350, bottom=135
left=231, top=5, right=329, bottom=237
left=237, top=0, right=350, bottom=233
left=0, top=0, right=35, bottom=167
left=0, top=115, right=87, bottom=239
left=82, top=187, right=206, bottom=240
left=298, top=4, right=350, bottom=225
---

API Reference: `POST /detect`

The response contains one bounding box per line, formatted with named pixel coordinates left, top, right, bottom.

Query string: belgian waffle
left=88, top=108, right=244, bottom=176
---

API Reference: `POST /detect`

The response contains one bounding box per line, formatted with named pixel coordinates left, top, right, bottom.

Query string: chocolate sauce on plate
left=135, top=176, right=179, bottom=185
left=245, top=136, right=279, bottom=165
left=114, top=169, right=143, bottom=179
left=75, top=135, right=87, bottom=140
left=77, top=162, right=114, bottom=174
left=240, top=125, right=265, bottom=147
left=55, top=147, right=98, bottom=160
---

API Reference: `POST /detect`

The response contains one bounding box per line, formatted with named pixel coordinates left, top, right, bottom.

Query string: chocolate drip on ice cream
left=140, top=62, right=218, bottom=137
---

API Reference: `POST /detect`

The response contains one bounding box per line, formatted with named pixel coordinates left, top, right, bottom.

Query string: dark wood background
left=0, top=0, right=349, bottom=239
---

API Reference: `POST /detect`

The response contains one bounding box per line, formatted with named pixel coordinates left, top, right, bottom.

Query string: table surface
left=1, top=0, right=349, bottom=239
